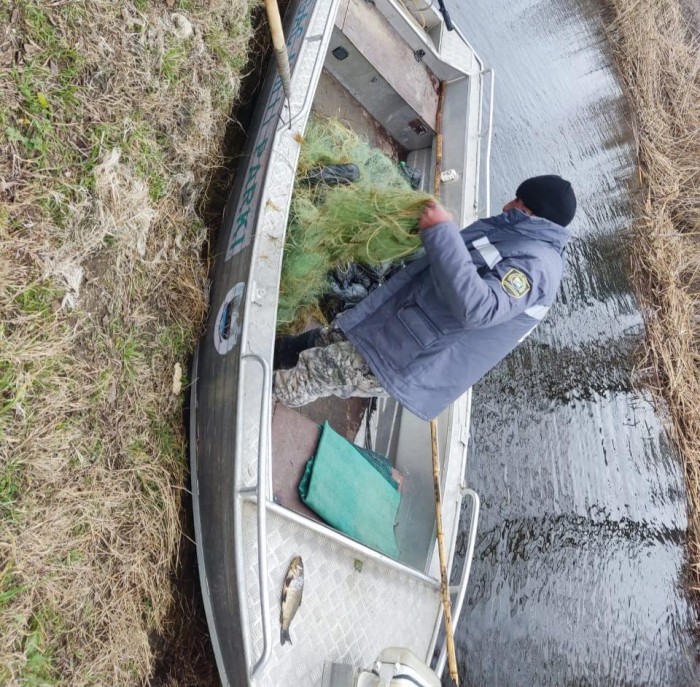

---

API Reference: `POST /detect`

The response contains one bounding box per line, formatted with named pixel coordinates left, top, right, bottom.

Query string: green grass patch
left=0, top=564, right=27, bottom=686
left=161, top=44, right=190, bottom=86
left=0, top=348, right=68, bottom=450
left=0, top=460, right=24, bottom=520
left=117, top=334, right=146, bottom=385
left=149, top=414, right=180, bottom=461
left=89, top=370, right=115, bottom=405
left=0, top=565, right=25, bottom=609
left=0, top=359, right=19, bottom=439
left=203, top=16, right=254, bottom=108
left=22, top=609, right=60, bottom=687
left=65, top=549, right=84, bottom=566
left=124, top=122, right=171, bottom=202
left=88, top=437, right=104, bottom=465
left=19, top=2, right=62, bottom=54
left=6, top=4, right=85, bottom=163
left=204, top=23, right=248, bottom=73
left=70, top=521, right=90, bottom=539
left=157, top=323, right=192, bottom=359
left=13, top=284, right=60, bottom=317
left=133, top=467, right=167, bottom=510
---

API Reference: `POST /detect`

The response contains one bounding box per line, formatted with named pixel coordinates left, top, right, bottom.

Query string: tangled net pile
left=278, top=116, right=433, bottom=332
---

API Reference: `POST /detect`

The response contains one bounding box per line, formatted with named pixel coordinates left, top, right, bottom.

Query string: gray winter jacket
left=336, top=209, right=571, bottom=420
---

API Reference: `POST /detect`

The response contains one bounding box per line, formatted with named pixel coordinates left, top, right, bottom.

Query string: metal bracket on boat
left=434, top=487, right=480, bottom=679
left=239, top=352, right=274, bottom=680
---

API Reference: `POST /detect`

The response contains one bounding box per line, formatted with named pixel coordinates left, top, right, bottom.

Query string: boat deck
left=271, top=401, right=366, bottom=524
left=263, top=62, right=447, bottom=675
left=240, top=502, right=441, bottom=687
left=270, top=50, right=446, bottom=567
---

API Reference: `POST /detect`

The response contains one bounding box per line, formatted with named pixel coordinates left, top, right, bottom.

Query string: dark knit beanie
left=516, top=175, right=577, bottom=227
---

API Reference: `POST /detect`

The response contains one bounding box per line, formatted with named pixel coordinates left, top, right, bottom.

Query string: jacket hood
left=486, top=209, right=572, bottom=253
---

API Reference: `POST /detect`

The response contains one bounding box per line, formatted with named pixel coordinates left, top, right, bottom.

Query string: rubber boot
left=273, top=328, right=321, bottom=370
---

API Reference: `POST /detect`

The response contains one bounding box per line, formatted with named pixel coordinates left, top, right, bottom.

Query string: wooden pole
left=264, top=0, right=292, bottom=100
left=434, top=81, right=445, bottom=197
left=431, top=80, right=459, bottom=687
left=430, top=418, right=460, bottom=686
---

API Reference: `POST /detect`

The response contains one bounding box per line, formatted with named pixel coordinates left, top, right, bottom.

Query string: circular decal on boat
left=214, top=282, right=245, bottom=355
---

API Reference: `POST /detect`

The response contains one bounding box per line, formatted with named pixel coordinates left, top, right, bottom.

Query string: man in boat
left=273, top=174, right=576, bottom=421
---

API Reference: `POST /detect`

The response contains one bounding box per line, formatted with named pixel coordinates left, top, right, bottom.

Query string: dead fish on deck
left=280, top=555, right=304, bottom=645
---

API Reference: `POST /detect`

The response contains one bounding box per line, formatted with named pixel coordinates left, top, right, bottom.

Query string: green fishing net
left=277, top=116, right=433, bottom=332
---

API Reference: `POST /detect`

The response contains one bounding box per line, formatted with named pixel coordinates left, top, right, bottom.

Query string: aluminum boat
left=189, top=0, right=494, bottom=683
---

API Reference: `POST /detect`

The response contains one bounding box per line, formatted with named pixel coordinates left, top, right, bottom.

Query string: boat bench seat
left=325, top=0, right=439, bottom=151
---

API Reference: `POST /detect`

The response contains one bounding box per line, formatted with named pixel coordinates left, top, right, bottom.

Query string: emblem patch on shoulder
left=501, top=268, right=531, bottom=298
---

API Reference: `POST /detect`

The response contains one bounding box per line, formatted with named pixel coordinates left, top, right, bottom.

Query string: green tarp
left=298, top=422, right=401, bottom=558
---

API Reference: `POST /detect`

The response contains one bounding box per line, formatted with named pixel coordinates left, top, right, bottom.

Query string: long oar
left=264, top=0, right=292, bottom=99
left=431, top=79, right=459, bottom=686
left=430, top=419, right=460, bottom=686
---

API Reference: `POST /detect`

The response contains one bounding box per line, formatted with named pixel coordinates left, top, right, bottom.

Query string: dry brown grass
left=603, top=0, right=700, bottom=587
left=0, top=0, right=255, bottom=684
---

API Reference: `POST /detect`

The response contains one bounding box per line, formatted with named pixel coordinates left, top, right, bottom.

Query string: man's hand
left=419, top=201, right=453, bottom=230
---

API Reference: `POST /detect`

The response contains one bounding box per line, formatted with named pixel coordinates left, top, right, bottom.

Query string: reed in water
left=603, top=0, right=700, bottom=591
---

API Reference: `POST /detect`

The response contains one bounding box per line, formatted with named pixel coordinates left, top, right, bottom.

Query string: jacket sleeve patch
left=501, top=268, right=531, bottom=298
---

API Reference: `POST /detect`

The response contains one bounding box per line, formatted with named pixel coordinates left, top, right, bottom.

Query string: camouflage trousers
left=273, top=326, right=388, bottom=407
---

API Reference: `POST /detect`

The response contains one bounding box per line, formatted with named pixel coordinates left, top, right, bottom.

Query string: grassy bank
left=602, top=1, right=700, bottom=587
left=0, top=1, right=255, bottom=684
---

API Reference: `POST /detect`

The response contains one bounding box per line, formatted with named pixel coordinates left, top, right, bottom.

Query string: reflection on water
left=451, top=0, right=699, bottom=684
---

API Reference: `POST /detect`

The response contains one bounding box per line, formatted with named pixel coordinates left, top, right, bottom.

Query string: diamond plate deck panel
left=242, top=505, right=441, bottom=686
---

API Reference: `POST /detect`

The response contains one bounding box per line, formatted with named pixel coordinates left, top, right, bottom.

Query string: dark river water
left=449, top=0, right=700, bottom=684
